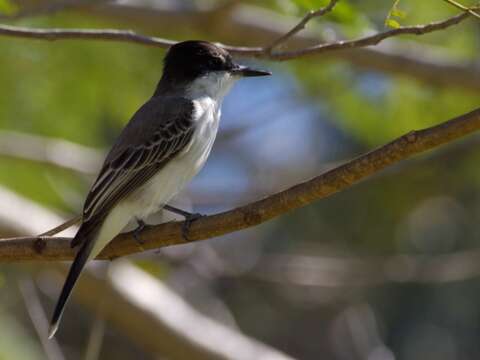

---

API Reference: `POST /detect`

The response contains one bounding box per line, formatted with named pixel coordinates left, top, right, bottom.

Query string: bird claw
left=181, top=213, right=204, bottom=241
left=133, top=219, right=146, bottom=246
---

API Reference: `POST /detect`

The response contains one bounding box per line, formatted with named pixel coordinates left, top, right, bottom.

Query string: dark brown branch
left=1, top=107, right=480, bottom=261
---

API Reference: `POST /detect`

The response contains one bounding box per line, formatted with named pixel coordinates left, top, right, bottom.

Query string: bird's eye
left=209, top=58, right=223, bottom=69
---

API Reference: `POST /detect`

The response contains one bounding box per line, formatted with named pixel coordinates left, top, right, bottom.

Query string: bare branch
left=1, top=107, right=480, bottom=261
left=2, top=0, right=474, bottom=91
left=268, top=11, right=470, bottom=59
left=91, top=2, right=480, bottom=91
left=1, top=5, right=478, bottom=90
left=0, top=23, right=175, bottom=48
left=0, top=11, right=471, bottom=61
left=266, top=0, right=339, bottom=51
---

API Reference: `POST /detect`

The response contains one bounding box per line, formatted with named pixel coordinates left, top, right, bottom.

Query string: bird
left=48, top=40, right=270, bottom=338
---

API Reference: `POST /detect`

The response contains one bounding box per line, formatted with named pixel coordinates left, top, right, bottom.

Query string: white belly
left=90, top=97, right=220, bottom=259
left=126, top=96, right=220, bottom=220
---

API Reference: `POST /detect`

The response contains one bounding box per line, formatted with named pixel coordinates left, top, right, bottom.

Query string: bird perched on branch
left=49, top=40, right=270, bottom=338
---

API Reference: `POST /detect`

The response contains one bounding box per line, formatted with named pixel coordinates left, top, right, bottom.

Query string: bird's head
left=158, top=40, right=270, bottom=98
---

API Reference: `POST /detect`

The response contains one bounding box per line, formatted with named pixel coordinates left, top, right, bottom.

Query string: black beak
left=232, top=64, right=271, bottom=77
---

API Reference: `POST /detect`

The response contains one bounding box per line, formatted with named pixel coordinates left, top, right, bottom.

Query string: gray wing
left=71, top=96, right=195, bottom=247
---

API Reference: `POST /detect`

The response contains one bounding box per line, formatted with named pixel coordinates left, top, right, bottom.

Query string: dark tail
left=48, top=232, right=95, bottom=339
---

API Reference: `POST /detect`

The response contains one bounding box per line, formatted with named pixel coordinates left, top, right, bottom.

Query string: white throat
left=186, top=71, right=238, bottom=102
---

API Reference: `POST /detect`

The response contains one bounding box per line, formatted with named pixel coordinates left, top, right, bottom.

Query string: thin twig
left=266, top=0, right=339, bottom=51
left=1, top=107, right=480, bottom=261
left=442, top=0, right=480, bottom=20
left=38, top=215, right=81, bottom=236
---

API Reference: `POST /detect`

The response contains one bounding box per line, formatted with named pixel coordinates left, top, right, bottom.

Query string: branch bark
left=1, top=107, right=480, bottom=261
left=0, top=12, right=470, bottom=58
left=92, top=2, right=480, bottom=91
left=3, top=2, right=478, bottom=90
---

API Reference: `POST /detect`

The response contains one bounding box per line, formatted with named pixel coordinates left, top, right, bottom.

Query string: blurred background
left=1, top=0, right=480, bottom=359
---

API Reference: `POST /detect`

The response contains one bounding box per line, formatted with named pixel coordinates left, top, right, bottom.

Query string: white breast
left=129, top=96, right=221, bottom=220
left=127, top=71, right=239, bottom=219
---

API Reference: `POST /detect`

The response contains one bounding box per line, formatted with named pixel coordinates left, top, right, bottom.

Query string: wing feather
left=77, top=97, right=195, bottom=242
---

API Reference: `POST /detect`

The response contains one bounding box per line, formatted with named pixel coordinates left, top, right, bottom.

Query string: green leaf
left=385, top=0, right=407, bottom=28
left=391, top=8, right=406, bottom=18
left=386, top=18, right=401, bottom=28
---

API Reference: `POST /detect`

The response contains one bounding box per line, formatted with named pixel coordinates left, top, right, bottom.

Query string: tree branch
left=268, top=11, right=471, bottom=60
left=1, top=107, right=480, bottom=261
left=0, top=23, right=176, bottom=47
left=0, top=187, right=291, bottom=359
left=3, top=1, right=477, bottom=91
left=0, top=11, right=471, bottom=60
left=89, top=1, right=480, bottom=91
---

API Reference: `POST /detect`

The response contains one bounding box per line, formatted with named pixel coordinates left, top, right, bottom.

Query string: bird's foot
left=181, top=212, right=204, bottom=241
left=133, top=219, right=146, bottom=246
left=162, top=204, right=204, bottom=241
